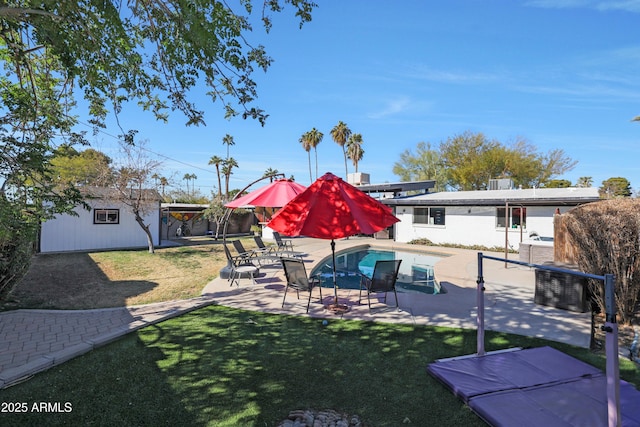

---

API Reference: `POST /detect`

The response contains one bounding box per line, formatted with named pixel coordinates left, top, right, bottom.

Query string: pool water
left=311, top=248, right=447, bottom=295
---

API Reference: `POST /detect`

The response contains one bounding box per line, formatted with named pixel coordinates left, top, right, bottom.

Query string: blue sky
left=84, top=1, right=640, bottom=195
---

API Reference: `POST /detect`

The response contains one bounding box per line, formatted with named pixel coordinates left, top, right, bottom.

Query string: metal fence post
left=477, top=252, right=485, bottom=356
left=603, top=273, right=621, bottom=427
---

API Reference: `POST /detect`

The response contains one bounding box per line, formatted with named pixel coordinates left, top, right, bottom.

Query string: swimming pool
left=310, top=248, right=447, bottom=294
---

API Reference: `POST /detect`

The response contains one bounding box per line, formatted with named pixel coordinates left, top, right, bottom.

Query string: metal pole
left=603, top=273, right=621, bottom=427
left=519, top=206, right=523, bottom=243
left=331, top=239, right=339, bottom=305
left=504, top=202, right=509, bottom=268
left=477, top=252, right=485, bottom=356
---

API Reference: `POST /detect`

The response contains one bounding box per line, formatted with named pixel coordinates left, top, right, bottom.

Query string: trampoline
left=427, top=254, right=640, bottom=427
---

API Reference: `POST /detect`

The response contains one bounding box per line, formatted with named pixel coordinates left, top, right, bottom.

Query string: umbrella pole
left=331, top=239, right=338, bottom=304
left=326, top=239, right=349, bottom=313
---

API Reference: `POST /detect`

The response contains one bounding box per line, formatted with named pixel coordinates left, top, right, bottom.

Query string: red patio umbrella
left=267, top=172, right=399, bottom=310
left=225, top=178, right=306, bottom=209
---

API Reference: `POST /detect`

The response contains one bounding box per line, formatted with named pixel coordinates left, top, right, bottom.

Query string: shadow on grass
left=0, top=332, right=200, bottom=426
left=3, top=252, right=158, bottom=310
left=2, top=305, right=638, bottom=426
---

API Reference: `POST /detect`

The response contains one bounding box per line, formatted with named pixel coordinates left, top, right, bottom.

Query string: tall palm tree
left=183, top=173, right=191, bottom=195
left=221, top=157, right=238, bottom=199
left=299, top=131, right=313, bottom=183
left=189, top=173, right=197, bottom=196
left=330, top=121, right=351, bottom=179
left=159, top=176, right=168, bottom=198
left=222, top=134, right=235, bottom=159
left=208, top=155, right=224, bottom=197
left=307, top=127, right=324, bottom=180
left=347, top=133, right=364, bottom=173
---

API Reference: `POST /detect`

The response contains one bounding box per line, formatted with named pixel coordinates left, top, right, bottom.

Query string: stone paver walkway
left=0, top=297, right=215, bottom=388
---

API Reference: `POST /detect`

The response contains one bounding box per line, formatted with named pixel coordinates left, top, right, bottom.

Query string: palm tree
left=183, top=173, right=197, bottom=196
left=307, top=128, right=323, bottom=180
left=576, top=176, right=593, bottom=188
left=208, top=155, right=224, bottom=197
left=190, top=173, right=197, bottom=196
left=222, top=134, right=235, bottom=159
left=330, top=121, right=351, bottom=179
left=159, top=176, right=168, bottom=198
left=299, top=131, right=313, bottom=183
left=221, top=157, right=238, bottom=199
left=347, top=133, right=364, bottom=173
left=263, top=168, right=280, bottom=182
left=183, top=173, right=191, bottom=195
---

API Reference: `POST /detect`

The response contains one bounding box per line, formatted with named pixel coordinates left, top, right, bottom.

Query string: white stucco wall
left=394, top=205, right=560, bottom=248
left=40, top=201, right=160, bottom=253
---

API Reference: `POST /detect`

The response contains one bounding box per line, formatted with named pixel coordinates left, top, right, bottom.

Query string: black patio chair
left=253, top=235, right=280, bottom=256
left=273, top=231, right=294, bottom=251
left=223, top=243, right=259, bottom=287
left=272, top=232, right=304, bottom=258
left=358, top=259, right=402, bottom=311
left=255, top=235, right=299, bottom=261
left=280, top=257, right=323, bottom=312
left=231, top=239, right=274, bottom=266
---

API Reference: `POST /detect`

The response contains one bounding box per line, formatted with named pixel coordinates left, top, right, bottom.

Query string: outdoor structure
left=161, top=203, right=209, bottom=239
left=39, top=188, right=161, bottom=253
left=427, top=253, right=640, bottom=427
left=383, top=187, right=600, bottom=248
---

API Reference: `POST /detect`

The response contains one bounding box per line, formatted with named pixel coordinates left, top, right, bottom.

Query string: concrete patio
left=203, top=236, right=592, bottom=348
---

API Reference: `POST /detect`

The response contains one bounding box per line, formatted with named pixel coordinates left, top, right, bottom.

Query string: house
left=39, top=187, right=161, bottom=253
left=382, top=187, right=601, bottom=249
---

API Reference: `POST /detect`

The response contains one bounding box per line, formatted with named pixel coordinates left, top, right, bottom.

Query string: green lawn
left=3, top=305, right=638, bottom=426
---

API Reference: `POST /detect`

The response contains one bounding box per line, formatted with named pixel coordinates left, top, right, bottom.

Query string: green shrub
left=0, top=199, right=37, bottom=299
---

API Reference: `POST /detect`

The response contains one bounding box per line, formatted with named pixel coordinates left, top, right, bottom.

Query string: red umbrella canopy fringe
left=267, top=172, right=399, bottom=239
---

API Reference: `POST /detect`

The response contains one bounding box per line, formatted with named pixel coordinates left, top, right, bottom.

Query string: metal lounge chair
left=253, top=235, right=280, bottom=256
left=358, top=259, right=402, bottom=311
left=231, top=239, right=275, bottom=266
left=223, top=243, right=259, bottom=287
left=280, top=257, right=323, bottom=312
left=273, top=231, right=294, bottom=251
left=272, top=232, right=304, bottom=258
left=255, top=235, right=299, bottom=260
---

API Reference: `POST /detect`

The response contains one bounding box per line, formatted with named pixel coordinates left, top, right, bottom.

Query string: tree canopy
left=392, top=142, right=446, bottom=191
left=600, top=177, right=632, bottom=198
left=0, top=1, right=316, bottom=128
left=394, top=131, right=577, bottom=191
left=50, top=146, right=112, bottom=186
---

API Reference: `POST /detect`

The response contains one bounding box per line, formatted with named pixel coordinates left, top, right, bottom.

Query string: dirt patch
left=1, top=241, right=231, bottom=310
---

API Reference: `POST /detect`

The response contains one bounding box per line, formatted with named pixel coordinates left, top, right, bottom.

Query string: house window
left=414, top=207, right=446, bottom=225
left=94, top=209, right=119, bottom=224
left=496, top=207, right=526, bottom=229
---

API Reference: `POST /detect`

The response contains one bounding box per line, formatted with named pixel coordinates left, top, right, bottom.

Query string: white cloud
left=403, top=66, right=501, bottom=84
left=525, top=0, right=640, bottom=13
left=366, top=97, right=434, bottom=120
